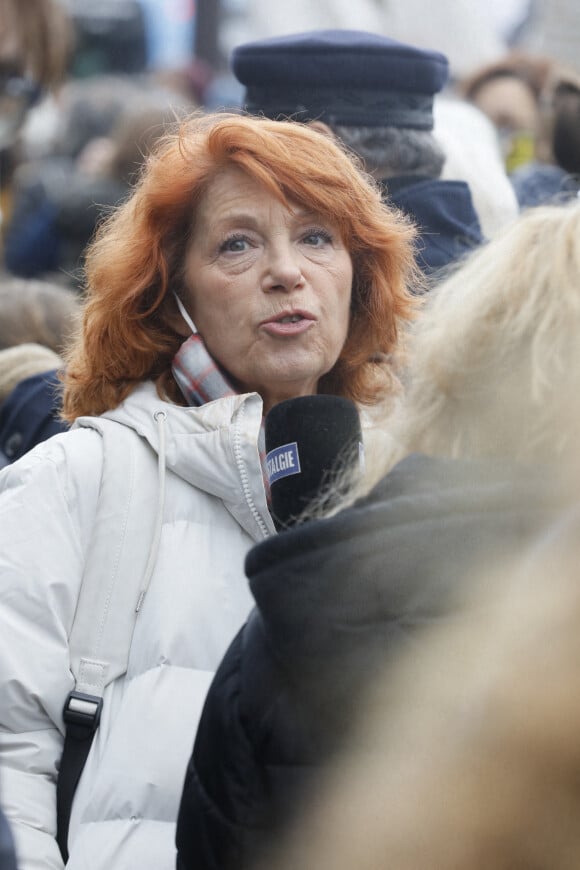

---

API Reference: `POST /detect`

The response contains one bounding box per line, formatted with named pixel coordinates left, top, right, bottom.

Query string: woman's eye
left=219, top=235, right=250, bottom=254
left=302, top=229, right=333, bottom=247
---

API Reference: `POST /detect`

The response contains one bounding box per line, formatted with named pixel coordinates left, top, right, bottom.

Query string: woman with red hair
left=0, top=111, right=417, bottom=870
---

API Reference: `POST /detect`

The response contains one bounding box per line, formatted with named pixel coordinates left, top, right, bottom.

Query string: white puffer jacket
left=0, top=381, right=275, bottom=870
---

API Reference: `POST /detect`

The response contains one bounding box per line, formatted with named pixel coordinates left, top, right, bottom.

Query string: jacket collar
left=102, top=381, right=275, bottom=539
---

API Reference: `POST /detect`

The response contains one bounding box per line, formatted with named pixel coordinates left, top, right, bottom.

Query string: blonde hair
left=352, top=201, right=580, bottom=497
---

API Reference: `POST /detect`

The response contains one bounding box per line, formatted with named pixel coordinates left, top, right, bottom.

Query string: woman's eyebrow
left=213, top=212, right=261, bottom=230
left=291, top=207, right=322, bottom=220
left=210, top=207, right=325, bottom=232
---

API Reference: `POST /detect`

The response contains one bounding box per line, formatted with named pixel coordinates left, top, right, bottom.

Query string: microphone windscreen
left=265, top=395, right=363, bottom=530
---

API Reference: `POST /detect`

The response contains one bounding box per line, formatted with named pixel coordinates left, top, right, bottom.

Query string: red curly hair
left=62, top=111, right=420, bottom=421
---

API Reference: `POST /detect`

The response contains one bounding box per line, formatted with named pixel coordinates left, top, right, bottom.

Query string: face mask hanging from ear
left=171, top=294, right=272, bottom=502
left=171, top=293, right=237, bottom=407
left=172, top=295, right=274, bottom=503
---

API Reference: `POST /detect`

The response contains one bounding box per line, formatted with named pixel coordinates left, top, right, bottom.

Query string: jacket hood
left=100, top=380, right=274, bottom=538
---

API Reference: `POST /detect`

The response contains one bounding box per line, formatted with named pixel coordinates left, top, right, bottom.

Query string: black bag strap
left=56, top=692, right=103, bottom=861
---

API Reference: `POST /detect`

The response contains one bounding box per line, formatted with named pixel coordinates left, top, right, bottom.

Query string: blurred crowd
left=2, top=1, right=580, bottom=869
left=3, top=1, right=580, bottom=291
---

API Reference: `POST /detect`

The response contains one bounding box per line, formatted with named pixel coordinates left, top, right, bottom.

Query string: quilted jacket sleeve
left=0, top=431, right=101, bottom=870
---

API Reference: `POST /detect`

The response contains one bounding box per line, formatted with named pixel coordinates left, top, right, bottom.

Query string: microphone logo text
left=266, top=442, right=301, bottom=484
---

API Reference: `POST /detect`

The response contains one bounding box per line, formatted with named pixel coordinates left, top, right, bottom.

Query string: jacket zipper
left=232, top=400, right=271, bottom=539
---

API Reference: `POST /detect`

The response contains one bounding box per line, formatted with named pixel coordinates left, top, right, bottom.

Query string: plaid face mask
left=172, top=331, right=238, bottom=407
left=171, top=294, right=236, bottom=406
left=171, top=294, right=270, bottom=501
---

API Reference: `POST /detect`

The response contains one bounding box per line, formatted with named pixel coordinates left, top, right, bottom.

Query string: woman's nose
left=261, top=243, right=304, bottom=292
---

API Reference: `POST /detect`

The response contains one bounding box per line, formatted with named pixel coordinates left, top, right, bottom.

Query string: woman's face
left=472, top=76, right=539, bottom=135
left=182, top=166, right=353, bottom=414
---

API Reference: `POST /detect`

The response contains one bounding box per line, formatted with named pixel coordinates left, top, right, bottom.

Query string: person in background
left=0, top=0, right=72, bottom=228
left=368, top=200, right=580, bottom=474
left=175, top=201, right=580, bottom=870
left=0, top=343, right=64, bottom=469
left=458, top=50, right=554, bottom=172
left=1, top=73, right=192, bottom=466
left=0, top=1, right=73, bottom=864
left=0, top=110, right=418, bottom=870
left=510, top=66, right=580, bottom=208
left=231, top=29, right=484, bottom=282
left=4, top=74, right=195, bottom=289
left=0, top=0, right=75, bottom=467
left=0, top=275, right=79, bottom=353
left=0, top=275, right=80, bottom=465
left=432, top=97, right=519, bottom=240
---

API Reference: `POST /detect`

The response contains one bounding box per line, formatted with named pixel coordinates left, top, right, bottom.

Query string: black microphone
left=265, top=395, right=363, bottom=531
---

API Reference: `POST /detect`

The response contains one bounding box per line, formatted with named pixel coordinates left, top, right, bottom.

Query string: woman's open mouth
left=260, top=311, right=315, bottom=337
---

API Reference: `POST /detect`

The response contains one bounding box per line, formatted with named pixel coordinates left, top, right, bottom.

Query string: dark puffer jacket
left=384, top=176, right=483, bottom=276
left=176, top=453, right=572, bottom=870
left=0, top=370, right=67, bottom=464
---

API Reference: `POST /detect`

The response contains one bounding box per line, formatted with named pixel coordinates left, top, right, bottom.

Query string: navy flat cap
left=231, top=29, right=449, bottom=129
